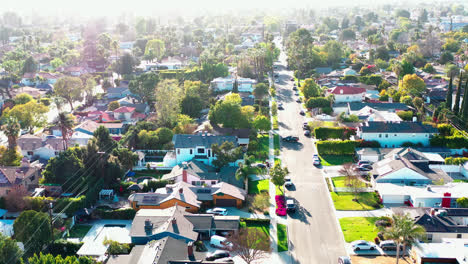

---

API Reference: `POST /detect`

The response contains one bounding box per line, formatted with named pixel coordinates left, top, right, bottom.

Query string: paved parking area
left=345, top=243, right=405, bottom=257
left=351, top=255, right=412, bottom=264
left=225, top=207, right=268, bottom=219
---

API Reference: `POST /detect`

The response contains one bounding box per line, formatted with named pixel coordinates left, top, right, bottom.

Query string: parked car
left=278, top=103, right=284, bottom=110
left=357, top=160, right=371, bottom=166
left=293, top=86, right=298, bottom=91
left=359, top=164, right=373, bottom=170
left=274, top=74, right=279, bottom=77
left=286, top=199, right=296, bottom=212
left=303, top=122, right=309, bottom=130
left=296, top=98, right=302, bottom=103
left=379, top=240, right=403, bottom=251
left=253, top=163, right=267, bottom=169
left=46, top=135, right=57, bottom=139
left=313, top=154, right=321, bottom=165
left=299, top=110, right=305, bottom=115
left=350, top=240, right=376, bottom=251
left=304, top=130, right=311, bottom=137
left=284, top=176, right=293, bottom=187
left=212, top=257, right=234, bottom=263
left=338, top=256, right=352, bottom=264
left=206, top=208, right=228, bottom=216
left=206, top=250, right=230, bottom=261
left=290, top=78, right=294, bottom=81
left=282, top=136, right=299, bottom=143
left=294, top=92, right=299, bottom=96
left=275, top=79, right=280, bottom=83
left=210, top=235, right=233, bottom=250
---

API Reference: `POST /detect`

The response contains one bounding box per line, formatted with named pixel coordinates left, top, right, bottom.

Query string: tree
left=445, top=64, right=459, bottom=78
left=22, top=56, right=37, bottom=74
left=54, top=76, right=83, bottom=110
left=2, top=100, right=48, bottom=132
left=50, top=58, right=64, bottom=69
left=211, top=141, right=243, bottom=170
left=338, top=163, right=363, bottom=201
left=0, top=234, right=22, bottom=264
left=400, top=60, right=415, bottom=77
left=270, top=162, right=289, bottom=188
left=253, top=83, right=269, bottom=101
left=209, top=94, right=250, bottom=129
left=301, top=78, right=321, bottom=99
left=2, top=117, right=20, bottom=150
left=400, top=74, right=426, bottom=96
left=457, top=197, right=468, bottom=208
left=340, top=29, right=356, bottom=41
left=383, top=214, right=426, bottom=263
left=439, top=51, right=454, bottom=65
left=253, top=115, right=271, bottom=133
left=228, top=228, right=271, bottom=264
left=128, top=72, right=159, bottom=105
left=112, top=148, right=138, bottom=171
left=28, top=253, right=96, bottom=264
left=180, top=94, right=203, bottom=118
left=462, top=79, right=468, bottom=120
left=13, top=210, right=51, bottom=254
left=144, top=39, right=165, bottom=62
left=422, top=63, right=435, bottom=73
left=108, top=101, right=120, bottom=111
left=446, top=75, right=454, bottom=111
left=113, top=52, right=138, bottom=75
left=453, top=73, right=463, bottom=115
left=154, top=79, right=182, bottom=127
left=14, top=93, right=33, bottom=105
left=5, top=185, right=28, bottom=212
left=395, top=9, right=411, bottom=18
left=93, top=126, right=117, bottom=152
left=54, top=113, right=74, bottom=149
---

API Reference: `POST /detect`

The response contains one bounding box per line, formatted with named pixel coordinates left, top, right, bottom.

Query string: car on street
left=278, top=103, right=284, bottom=110
left=350, top=240, right=376, bottom=251
left=286, top=199, right=296, bottom=212
left=357, top=160, right=371, bottom=166
left=282, top=136, right=299, bottom=143
left=275, top=79, right=280, bottom=83
left=206, top=208, right=228, bottom=216
left=284, top=176, right=293, bottom=187
left=294, top=92, right=299, bottom=96
left=253, top=163, right=267, bottom=169
left=290, top=78, right=294, bottom=81
left=359, top=164, right=373, bottom=170
left=296, top=98, right=301, bottom=103
left=313, top=154, right=321, bottom=165
left=274, top=74, right=279, bottom=77
left=338, top=256, right=352, bottom=264
left=304, top=130, right=311, bottom=137
left=303, top=122, right=309, bottom=130
left=292, top=86, right=298, bottom=90
left=299, top=110, right=305, bottom=115
left=206, top=250, right=230, bottom=261
left=379, top=240, right=403, bottom=251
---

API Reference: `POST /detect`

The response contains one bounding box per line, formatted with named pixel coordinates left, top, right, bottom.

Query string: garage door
left=383, top=195, right=405, bottom=204
left=216, top=199, right=237, bottom=207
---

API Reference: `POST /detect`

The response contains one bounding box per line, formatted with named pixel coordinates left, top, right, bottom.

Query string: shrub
left=314, top=127, right=346, bottom=140
left=357, top=140, right=381, bottom=148
left=430, top=135, right=468, bottom=149
left=240, top=218, right=271, bottom=225
left=54, top=196, right=86, bottom=216
left=316, top=140, right=357, bottom=155
left=142, top=180, right=169, bottom=192
left=94, top=208, right=136, bottom=219
left=104, top=239, right=133, bottom=255
left=397, top=111, right=414, bottom=121
left=322, top=106, right=333, bottom=115
left=48, top=239, right=83, bottom=257
left=306, top=97, right=330, bottom=109
left=401, top=141, right=423, bottom=147
left=445, top=157, right=468, bottom=165
left=40, top=98, right=51, bottom=106
left=437, top=124, right=454, bottom=137
left=374, top=237, right=380, bottom=245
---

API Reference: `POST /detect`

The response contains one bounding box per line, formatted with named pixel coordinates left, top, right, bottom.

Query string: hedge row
left=445, top=157, right=468, bottom=165
left=94, top=208, right=136, bottom=220
left=314, top=127, right=356, bottom=140
left=48, top=239, right=83, bottom=257
left=240, top=218, right=271, bottom=225
left=430, top=135, right=468, bottom=149
left=316, top=140, right=357, bottom=155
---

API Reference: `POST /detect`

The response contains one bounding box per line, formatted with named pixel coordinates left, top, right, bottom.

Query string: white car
left=313, top=154, right=321, bottom=165
left=284, top=176, right=293, bottom=187
left=206, top=208, right=228, bottom=216
left=350, top=240, right=376, bottom=251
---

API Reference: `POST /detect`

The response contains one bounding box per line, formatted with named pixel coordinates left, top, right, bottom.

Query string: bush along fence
left=314, top=127, right=356, bottom=140
left=316, top=140, right=357, bottom=155
left=275, top=195, right=286, bottom=216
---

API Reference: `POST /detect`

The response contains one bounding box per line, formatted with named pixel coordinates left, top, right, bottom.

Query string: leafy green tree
left=439, top=51, right=454, bottom=65
left=446, top=75, right=453, bottom=110
left=54, top=76, right=83, bottom=110
left=400, top=60, right=415, bottom=77
left=28, top=253, right=96, bottom=264
left=400, top=74, right=426, bottom=96
left=112, top=148, right=138, bottom=171
left=93, top=126, right=117, bottom=152
left=445, top=64, right=459, bottom=78
left=340, top=29, right=356, bottom=41
left=253, top=83, right=269, bottom=106
left=253, top=115, right=271, bottom=133
left=462, top=79, right=468, bottom=120
left=211, top=141, right=243, bottom=170
left=50, top=58, right=64, bottom=69
left=14, top=93, right=33, bottom=105
left=400, top=95, right=413, bottom=105
left=2, top=100, right=48, bottom=132
left=42, top=147, right=84, bottom=187
left=0, top=233, right=22, bottom=264
left=301, top=78, right=321, bottom=99
left=2, top=117, right=20, bottom=150
left=154, top=79, right=182, bottom=127
left=180, top=94, right=203, bottom=118
left=453, top=73, right=463, bottom=115
left=209, top=94, right=250, bottom=129
left=422, top=63, right=435, bottom=73
left=22, top=56, right=37, bottom=74
left=457, top=197, right=468, bottom=208
left=108, top=101, right=120, bottom=111
left=128, top=72, right=159, bottom=105
left=54, top=112, right=75, bottom=149
left=113, top=52, right=138, bottom=75
left=270, top=162, right=289, bottom=188
left=144, top=39, right=165, bottom=62
left=442, top=38, right=460, bottom=52
left=14, top=210, right=51, bottom=254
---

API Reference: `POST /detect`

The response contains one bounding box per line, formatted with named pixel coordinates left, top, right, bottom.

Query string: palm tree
left=54, top=113, right=74, bottom=149
left=3, top=117, right=20, bottom=150
left=384, top=214, right=426, bottom=264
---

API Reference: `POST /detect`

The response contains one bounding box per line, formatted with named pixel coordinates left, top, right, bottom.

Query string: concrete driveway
left=225, top=207, right=269, bottom=219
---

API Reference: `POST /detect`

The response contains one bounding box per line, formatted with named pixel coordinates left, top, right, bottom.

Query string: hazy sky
left=1, top=0, right=407, bottom=17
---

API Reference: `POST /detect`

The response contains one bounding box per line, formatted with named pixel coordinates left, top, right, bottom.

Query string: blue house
left=107, top=87, right=132, bottom=99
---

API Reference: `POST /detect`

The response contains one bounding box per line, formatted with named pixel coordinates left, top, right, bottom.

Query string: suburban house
left=353, top=106, right=402, bottom=122
left=112, top=106, right=146, bottom=124
left=128, top=180, right=246, bottom=212
left=328, top=86, right=366, bottom=103
left=163, top=134, right=239, bottom=167
left=17, top=135, right=66, bottom=160
left=0, top=159, right=42, bottom=196
left=21, top=72, right=62, bottom=86
left=161, top=160, right=244, bottom=189
left=60, top=66, right=92, bottom=76
left=74, top=120, right=124, bottom=135
left=357, top=121, right=438, bottom=147
left=107, top=87, right=132, bottom=99
left=376, top=183, right=466, bottom=207
left=333, top=102, right=410, bottom=115
left=10, top=86, right=47, bottom=99
left=210, top=76, right=257, bottom=93
left=371, top=148, right=451, bottom=187
left=357, top=147, right=447, bottom=163
left=411, top=239, right=468, bottom=264
left=195, top=126, right=251, bottom=146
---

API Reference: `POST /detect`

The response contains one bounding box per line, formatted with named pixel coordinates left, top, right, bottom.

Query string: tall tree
left=446, top=74, right=453, bottom=110
left=28, top=253, right=97, bottom=264
left=2, top=100, right=49, bottom=132
left=13, top=210, right=51, bottom=255
left=54, top=113, right=74, bottom=149
left=144, top=39, right=165, bottom=62
left=462, top=79, right=468, bottom=120
left=0, top=233, right=22, bottom=264
left=21, top=56, right=37, bottom=74
left=270, top=162, right=289, bottom=188
left=154, top=79, right=182, bottom=127
left=228, top=228, right=271, bottom=264
left=211, top=141, right=243, bottom=170
left=54, top=76, right=83, bottom=110
left=453, top=73, right=463, bottom=115
left=2, top=117, right=20, bottom=150
left=128, top=72, right=159, bottom=105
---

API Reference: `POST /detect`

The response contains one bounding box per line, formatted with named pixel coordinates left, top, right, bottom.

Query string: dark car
left=290, top=78, right=294, bottom=81
left=303, top=123, right=309, bottom=130
left=274, top=74, right=279, bottom=77
left=206, top=250, right=230, bottom=261
left=278, top=103, right=284, bottom=110
left=293, top=86, right=298, bottom=91
left=299, top=110, right=305, bottom=115
left=359, top=164, right=373, bottom=170
left=304, top=130, right=311, bottom=137
left=379, top=240, right=403, bottom=251
left=355, top=166, right=372, bottom=172
left=296, top=98, right=302, bottom=103
left=286, top=199, right=296, bottom=212
left=282, top=136, right=299, bottom=143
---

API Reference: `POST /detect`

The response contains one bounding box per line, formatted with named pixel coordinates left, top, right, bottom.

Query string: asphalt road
left=275, top=43, right=347, bottom=264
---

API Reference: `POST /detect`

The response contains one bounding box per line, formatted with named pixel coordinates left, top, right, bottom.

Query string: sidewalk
left=335, top=208, right=392, bottom=219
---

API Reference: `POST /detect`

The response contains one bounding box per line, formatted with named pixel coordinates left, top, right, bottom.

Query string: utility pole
left=48, top=202, right=53, bottom=241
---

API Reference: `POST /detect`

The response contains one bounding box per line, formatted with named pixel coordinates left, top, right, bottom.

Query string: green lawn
left=273, top=115, right=279, bottom=130
left=66, top=224, right=92, bottom=239
left=319, top=155, right=355, bottom=166
left=274, top=134, right=280, bottom=152
left=277, top=224, right=288, bottom=252
left=322, top=121, right=338, bottom=127
left=248, top=179, right=270, bottom=194
left=339, top=217, right=379, bottom=242
left=331, top=192, right=382, bottom=211
left=240, top=220, right=271, bottom=250
left=332, top=176, right=369, bottom=188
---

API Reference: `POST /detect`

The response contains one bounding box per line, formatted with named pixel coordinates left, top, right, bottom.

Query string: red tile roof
left=114, top=106, right=135, bottom=113
left=330, top=86, right=366, bottom=95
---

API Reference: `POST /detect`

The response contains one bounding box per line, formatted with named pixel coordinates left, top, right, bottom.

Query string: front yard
left=248, top=179, right=269, bottom=195
left=277, top=223, right=288, bottom=252
left=240, top=219, right=271, bottom=251
left=339, top=217, right=378, bottom=242
left=332, top=176, right=370, bottom=188
left=331, top=192, right=382, bottom=211
left=66, top=224, right=92, bottom=239
left=320, top=155, right=355, bottom=166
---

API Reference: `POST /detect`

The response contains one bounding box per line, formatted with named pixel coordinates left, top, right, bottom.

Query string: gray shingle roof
left=361, top=121, right=437, bottom=133
left=348, top=102, right=410, bottom=111
left=172, top=134, right=237, bottom=149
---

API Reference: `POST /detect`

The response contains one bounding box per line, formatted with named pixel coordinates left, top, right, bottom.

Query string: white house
left=357, top=121, right=438, bottom=147
left=163, top=133, right=239, bottom=167
left=112, top=106, right=146, bottom=124
left=328, top=86, right=366, bottom=103
left=210, top=77, right=257, bottom=93
left=21, top=72, right=62, bottom=86
left=17, top=135, right=66, bottom=160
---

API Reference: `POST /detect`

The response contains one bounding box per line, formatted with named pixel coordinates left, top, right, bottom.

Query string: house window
left=211, top=181, right=216, bottom=184
left=177, top=149, right=180, bottom=154
left=379, top=134, right=382, bottom=138
left=192, top=181, right=196, bottom=185
left=186, top=206, right=191, bottom=209
left=30, top=176, right=35, bottom=181
left=197, top=148, right=205, bottom=154
left=412, top=133, right=416, bottom=137
left=394, top=134, right=397, bottom=136
left=208, top=149, right=211, bottom=157
left=457, top=234, right=462, bottom=238
left=190, top=149, right=193, bottom=155
left=427, top=234, right=433, bottom=242
left=385, top=134, right=388, bottom=138
left=27, top=151, right=33, bottom=156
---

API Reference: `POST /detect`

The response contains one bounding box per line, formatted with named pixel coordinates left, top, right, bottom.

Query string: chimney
left=393, top=153, right=400, bottom=160
left=187, top=242, right=194, bottom=258
left=144, top=219, right=153, bottom=235
left=412, top=116, right=417, bottom=122
left=182, top=169, right=188, bottom=183
left=171, top=217, right=177, bottom=225
left=179, top=187, right=183, bottom=194
left=430, top=208, right=436, bottom=216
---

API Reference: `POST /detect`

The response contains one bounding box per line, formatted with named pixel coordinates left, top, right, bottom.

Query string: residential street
left=275, top=43, right=347, bottom=263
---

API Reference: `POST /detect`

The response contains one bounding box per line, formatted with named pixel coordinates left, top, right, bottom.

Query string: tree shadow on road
left=288, top=198, right=311, bottom=225
left=281, top=142, right=304, bottom=151
left=278, top=121, right=291, bottom=130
